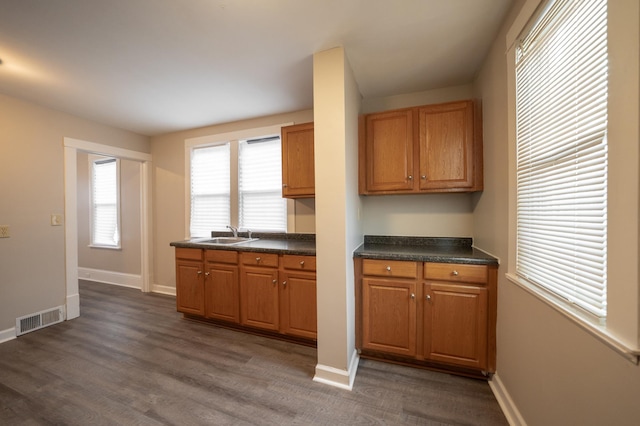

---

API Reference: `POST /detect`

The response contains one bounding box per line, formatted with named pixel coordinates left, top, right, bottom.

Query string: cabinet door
left=423, top=282, right=487, bottom=369
left=418, top=101, right=474, bottom=190
left=176, top=260, right=205, bottom=316
left=362, top=278, right=417, bottom=356
left=204, top=263, right=239, bottom=323
left=282, top=122, right=315, bottom=198
left=280, top=270, right=317, bottom=339
left=240, top=266, right=279, bottom=331
left=364, top=109, right=414, bottom=192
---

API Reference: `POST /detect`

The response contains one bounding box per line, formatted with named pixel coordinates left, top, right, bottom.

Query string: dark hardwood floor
left=0, top=281, right=507, bottom=425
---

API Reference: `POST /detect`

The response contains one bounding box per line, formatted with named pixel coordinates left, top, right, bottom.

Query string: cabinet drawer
left=362, top=259, right=417, bottom=278
left=175, top=248, right=203, bottom=261
left=240, top=252, right=279, bottom=268
left=282, top=255, right=316, bottom=272
left=205, top=249, right=238, bottom=264
left=424, top=262, right=487, bottom=284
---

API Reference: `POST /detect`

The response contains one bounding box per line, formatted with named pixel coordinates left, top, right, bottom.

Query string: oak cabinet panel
left=362, top=277, right=417, bottom=357
left=240, top=266, right=279, bottom=331
left=423, top=283, right=488, bottom=370
left=281, top=122, right=315, bottom=198
left=204, top=262, right=239, bottom=323
left=175, top=249, right=205, bottom=316
left=360, top=100, right=482, bottom=194
left=280, top=270, right=317, bottom=339
left=364, top=109, right=414, bottom=192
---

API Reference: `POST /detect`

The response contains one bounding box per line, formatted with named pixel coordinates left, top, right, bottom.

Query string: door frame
left=63, top=137, right=153, bottom=320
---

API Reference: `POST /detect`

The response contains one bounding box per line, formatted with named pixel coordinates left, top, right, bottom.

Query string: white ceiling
left=0, top=0, right=513, bottom=136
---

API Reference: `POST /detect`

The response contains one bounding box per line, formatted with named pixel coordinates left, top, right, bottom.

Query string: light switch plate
left=0, top=225, right=9, bottom=238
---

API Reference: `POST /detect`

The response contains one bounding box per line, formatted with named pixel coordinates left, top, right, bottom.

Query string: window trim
left=506, top=0, right=640, bottom=362
left=88, top=154, right=121, bottom=250
left=184, top=123, right=295, bottom=239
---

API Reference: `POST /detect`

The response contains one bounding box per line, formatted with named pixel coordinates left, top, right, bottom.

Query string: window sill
left=88, top=244, right=121, bottom=251
left=505, top=272, right=640, bottom=364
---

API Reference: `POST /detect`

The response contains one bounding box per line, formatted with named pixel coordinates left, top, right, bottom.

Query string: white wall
left=360, top=84, right=477, bottom=238
left=473, top=0, right=640, bottom=424
left=0, top=93, right=148, bottom=338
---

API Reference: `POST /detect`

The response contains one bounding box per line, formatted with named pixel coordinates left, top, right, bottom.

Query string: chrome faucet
left=227, top=225, right=238, bottom=237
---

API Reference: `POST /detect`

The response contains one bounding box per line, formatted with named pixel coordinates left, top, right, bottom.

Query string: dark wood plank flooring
left=0, top=281, right=507, bottom=425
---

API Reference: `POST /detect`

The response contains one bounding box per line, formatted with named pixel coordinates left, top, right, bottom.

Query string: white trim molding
left=313, top=349, right=359, bottom=391
left=489, top=372, right=527, bottom=426
left=151, top=284, right=177, bottom=296
left=0, top=327, right=16, bottom=344
left=78, top=267, right=143, bottom=289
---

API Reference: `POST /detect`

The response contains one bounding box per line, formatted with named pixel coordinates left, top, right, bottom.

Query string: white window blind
left=91, top=156, right=120, bottom=247
left=190, top=143, right=230, bottom=237
left=238, top=137, right=286, bottom=232
left=515, top=0, right=608, bottom=318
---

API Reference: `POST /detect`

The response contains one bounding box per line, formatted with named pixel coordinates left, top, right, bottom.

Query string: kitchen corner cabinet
left=281, top=122, right=315, bottom=198
left=175, top=248, right=205, bottom=316
left=359, top=100, right=483, bottom=195
left=280, top=254, right=317, bottom=339
left=356, top=258, right=497, bottom=375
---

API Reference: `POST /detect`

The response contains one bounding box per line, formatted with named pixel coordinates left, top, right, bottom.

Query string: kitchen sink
left=194, top=237, right=258, bottom=245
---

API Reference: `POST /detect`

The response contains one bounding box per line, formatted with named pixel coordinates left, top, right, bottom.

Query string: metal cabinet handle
left=421, top=175, right=426, bottom=180
left=197, top=271, right=202, bottom=275
left=408, top=175, right=413, bottom=180
left=282, top=183, right=288, bottom=188
left=426, top=294, right=431, bottom=301
left=300, top=261, right=305, bottom=266
left=256, top=257, right=261, bottom=262
left=452, top=270, right=459, bottom=276
left=411, top=293, right=415, bottom=299
left=282, top=281, right=287, bottom=287
left=272, top=279, right=277, bottom=284
left=386, top=266, right=391, bottom=271
left=205, top=272, right=210, bottom=277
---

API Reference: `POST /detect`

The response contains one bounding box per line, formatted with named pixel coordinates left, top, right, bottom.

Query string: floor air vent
left=16, top=306, right=65, bottom=336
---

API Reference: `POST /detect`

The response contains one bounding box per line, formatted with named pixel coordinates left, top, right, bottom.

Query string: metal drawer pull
left=426, top=294, right=431, bottom=301
left=411, top=293, right=415, bottom=299
left=421, top=175, right=426, bottom=180
left=300, top=261, right=305, bottom=266
left=282, top=281, right=287, bottom=287
left=452, top=270, right=459, bottom=276
left=197, top=271, right=202, bottom=275
left=272, top=279, right=277, bottom=284
left=205, top=272, right=210, bottom=276
left=256, top=257, right=261, bottom=262
left=386, top=266, right=391, bottom=271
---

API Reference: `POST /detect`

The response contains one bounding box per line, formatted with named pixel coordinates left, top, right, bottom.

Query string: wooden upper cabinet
left=362, top=109, right=414, bottom=193
left=359, top=100, right=483, bottom=194
left=281, top=122, right=315, bottom=198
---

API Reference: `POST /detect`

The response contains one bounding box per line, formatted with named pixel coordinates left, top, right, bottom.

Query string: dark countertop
left=353, top=236, right=498, bottom=266
left=170, top=232, right=316, bottom=256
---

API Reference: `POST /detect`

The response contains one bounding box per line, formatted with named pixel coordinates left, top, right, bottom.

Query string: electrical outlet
left=0, top=225, right=9, bottom=238
left=50, top=214, right=63, bottom=226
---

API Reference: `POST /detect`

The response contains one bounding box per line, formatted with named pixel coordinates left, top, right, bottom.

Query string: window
left=238, top=137, right=287, bottom=231
left=190, top=143, right=231, bottom=237
left=187, top=126, right=288, bottom=238
left=515, top=0, right=608, bottom=318
left=90, top=155, right=121, bottom=248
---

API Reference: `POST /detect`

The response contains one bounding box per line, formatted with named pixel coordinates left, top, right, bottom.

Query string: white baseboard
left=489, top=372, right=527, bottom=426
left=151, top=284, right=176, bottom=296
left=78, top=267, right=142, bottom=289
left=313, top=349, right=360, bottom=390
left=0, top=327, right=16, bottom=344
left=67, top=293, right=80, bottom=320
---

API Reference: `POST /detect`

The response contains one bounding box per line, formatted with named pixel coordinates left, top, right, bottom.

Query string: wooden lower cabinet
left=240, top=265, right=280, bottom=331
left=362, top=278, right=416, bottom=357
left=175, top=248, right=205, bottom=316
left=175, top=248, right=317, bottom=343
left=204, top=250, right=239, bottom=323
left=423, top=282, right=487, bottom=370
left=280, top=270, right=317, bottom=339
left=356, top=258, right=496, bottom=375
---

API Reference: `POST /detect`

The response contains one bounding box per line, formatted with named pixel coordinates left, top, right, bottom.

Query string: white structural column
left=312, top=47, right=363, bottom=390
